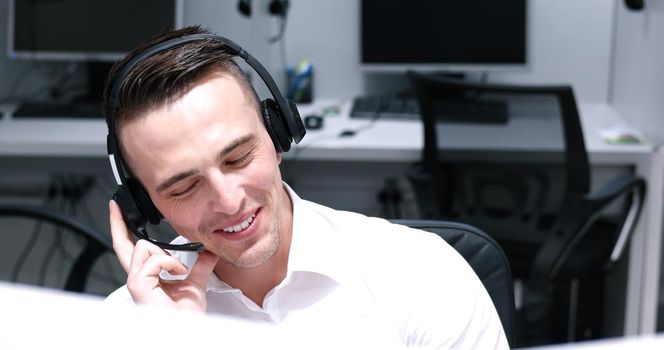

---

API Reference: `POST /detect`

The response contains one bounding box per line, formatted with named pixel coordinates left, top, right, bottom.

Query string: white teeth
left=222, top=214, right=255, bottom=233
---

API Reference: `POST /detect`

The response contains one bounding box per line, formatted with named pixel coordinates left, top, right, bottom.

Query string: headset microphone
left=106, top=33, right=305, bottom=251
left=113, top=187, right=204, bottom=251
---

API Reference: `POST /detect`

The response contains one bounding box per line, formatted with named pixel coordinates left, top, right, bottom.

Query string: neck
left=213, top=185, right=293, bottom=306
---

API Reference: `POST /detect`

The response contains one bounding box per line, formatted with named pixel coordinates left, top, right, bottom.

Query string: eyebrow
left=155, top=134, right=255, bottom=194
left=216, top=134, right=255, bottom=163
left=155, top=170, right=198, bottom=194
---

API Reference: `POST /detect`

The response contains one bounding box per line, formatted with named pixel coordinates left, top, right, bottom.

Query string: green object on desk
left=599, top=127, right=645, bottom=145
left=287, top=58, right=313, bottom=103
left=605, top=135, right=643, bottom=145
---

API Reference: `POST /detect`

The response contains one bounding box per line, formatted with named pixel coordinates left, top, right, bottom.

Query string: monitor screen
left=361, top=0, right=527, bottom=72
left=7, top=0, right=183, bottom=62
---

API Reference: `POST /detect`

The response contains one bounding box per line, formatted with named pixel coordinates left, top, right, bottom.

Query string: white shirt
left=107, top=184, right=508, bottom=349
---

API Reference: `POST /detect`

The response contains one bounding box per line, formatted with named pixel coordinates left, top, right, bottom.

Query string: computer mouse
left=304, top=115, right=324, bottom=130
left=339, top=130, right=356, bottom=137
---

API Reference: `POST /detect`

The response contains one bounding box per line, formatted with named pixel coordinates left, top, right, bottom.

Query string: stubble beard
left=222, top=219, right=281, bottom=269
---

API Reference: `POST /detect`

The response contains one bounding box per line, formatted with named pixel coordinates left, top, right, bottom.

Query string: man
left=104, top=25, right=508, bottom=349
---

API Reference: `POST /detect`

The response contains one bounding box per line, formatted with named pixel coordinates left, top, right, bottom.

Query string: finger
left=129, top=239, right=172, bottom=272
left=109, top=199, right=134, bottom=272
left=186, top=251, right=220, bottom=287
left=127, top=253, right=188, bottom=304
left=132, top=254, right=189, bottom=281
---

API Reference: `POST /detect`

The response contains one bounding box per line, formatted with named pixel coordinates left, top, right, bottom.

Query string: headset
left=105, top=33, right=306, bottom=251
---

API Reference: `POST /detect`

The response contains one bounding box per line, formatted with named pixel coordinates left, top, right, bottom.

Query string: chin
left=223, top=224, right=280, bottom=269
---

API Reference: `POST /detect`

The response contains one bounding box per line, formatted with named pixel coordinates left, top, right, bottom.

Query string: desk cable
left=290, top=100, right=384, bottom=162
left=283, top=103, right=383, bottom=186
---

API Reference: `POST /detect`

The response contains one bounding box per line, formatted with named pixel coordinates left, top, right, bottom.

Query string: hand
left=109, top=200, right=219, bottom=312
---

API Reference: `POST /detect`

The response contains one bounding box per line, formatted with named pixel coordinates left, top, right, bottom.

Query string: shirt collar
left=285, top=183, right=351, bottom=285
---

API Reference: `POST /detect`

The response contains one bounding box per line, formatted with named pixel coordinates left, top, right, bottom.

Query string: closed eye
left=227, top=149, right=253, bottom=167
left=170, top=181, right=198, bottom=198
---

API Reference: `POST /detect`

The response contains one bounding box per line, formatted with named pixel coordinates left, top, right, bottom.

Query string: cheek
left=241, top=145, right=282, bottom=188
left=155, top=198, right=204, bottom=236
left=253, top=156, right=282, bottom=190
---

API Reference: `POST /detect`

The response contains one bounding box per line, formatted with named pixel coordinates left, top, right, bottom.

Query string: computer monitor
left=7, top=0, right=183, bottom=62
left=6, top=0, right=183, bottom=108
left=360, top=0, right=527, bottom=73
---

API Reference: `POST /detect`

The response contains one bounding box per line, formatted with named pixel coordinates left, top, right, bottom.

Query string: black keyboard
left=12, top=102, right=104, bottom=119
left=350, top=96, right=420, bottom=120
left=350, top=96, right=508, bottom=124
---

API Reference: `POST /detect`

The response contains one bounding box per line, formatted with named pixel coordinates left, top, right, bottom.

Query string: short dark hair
left=102, top=25, right=260, bottom=135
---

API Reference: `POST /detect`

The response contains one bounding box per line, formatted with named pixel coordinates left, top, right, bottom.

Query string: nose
left=207, top=170, right=243, bottom=215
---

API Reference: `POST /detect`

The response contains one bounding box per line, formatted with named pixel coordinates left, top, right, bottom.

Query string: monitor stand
left=74, top=62, right=113, bottom=105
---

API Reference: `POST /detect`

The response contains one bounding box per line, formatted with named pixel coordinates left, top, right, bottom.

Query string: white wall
left=611, top=1, right=664, bottom=144
left=182, top=0, right=251, bottom=44
left=489, top=0, right=614, bottom=102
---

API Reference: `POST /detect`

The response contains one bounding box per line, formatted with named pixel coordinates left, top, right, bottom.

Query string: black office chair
left=406, top=72, right=646, bottom=346
left=391, top=219, right=515, bottom=346
left=0, top=204, right=120, bottom=294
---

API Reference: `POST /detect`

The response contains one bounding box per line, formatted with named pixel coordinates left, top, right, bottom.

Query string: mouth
left=213, top=208, right=261, bottom=239
left=221, top=212, right=256, bottom=233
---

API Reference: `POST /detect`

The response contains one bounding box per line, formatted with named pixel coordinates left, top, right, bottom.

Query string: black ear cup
left=126, top=178, right=162, bottom=225
left=261, top=98, right=292, bottom=152
left=286, top=99, right=306, bottom=143
left=112, top=186, right=147, bottom=234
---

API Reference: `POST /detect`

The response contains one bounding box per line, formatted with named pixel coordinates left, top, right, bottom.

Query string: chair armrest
left=586, top=175, right=646, bottom=205
left=587, top=176, right=646, bottom=267
left=530, top=175, right=646, bottom=280
left=0, top=204, right=115, bottom=292
left=0, top=204, right=113, bottom=250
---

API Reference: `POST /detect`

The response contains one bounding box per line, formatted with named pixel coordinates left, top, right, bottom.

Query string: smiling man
left=104, top=26, right=508, bottom=349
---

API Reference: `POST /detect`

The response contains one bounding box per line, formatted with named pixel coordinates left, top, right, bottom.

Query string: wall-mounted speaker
left=625, top=0, right=645, bottom=11
left=237, top=0, right=290, bottom=17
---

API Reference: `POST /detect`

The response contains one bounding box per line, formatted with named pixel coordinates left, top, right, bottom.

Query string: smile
left=221, top=213, right=256, bottom=233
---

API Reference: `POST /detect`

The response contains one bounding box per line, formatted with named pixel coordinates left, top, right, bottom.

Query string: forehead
left=122, top=73, right=258, bottom=134
left=118, top=73, right=262, bottom=174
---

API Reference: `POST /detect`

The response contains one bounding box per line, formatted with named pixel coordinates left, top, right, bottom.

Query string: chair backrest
left=391, top=219, right=515, bottom=346
left=407, top=71, right=590, bottom=199
left=0, top=204, right=118, bottom=294
left=406, top=73, right=647, bottom=278
left=404, top=73, right=600, bottom=278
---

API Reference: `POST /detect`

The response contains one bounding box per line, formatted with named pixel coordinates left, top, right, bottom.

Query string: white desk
left=0, top=101, right=654, bottom=159
left=0, top=100, right=661, bottom=336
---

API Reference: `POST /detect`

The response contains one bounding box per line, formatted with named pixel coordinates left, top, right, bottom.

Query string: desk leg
left=625, top=150, right=664, bottom=335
